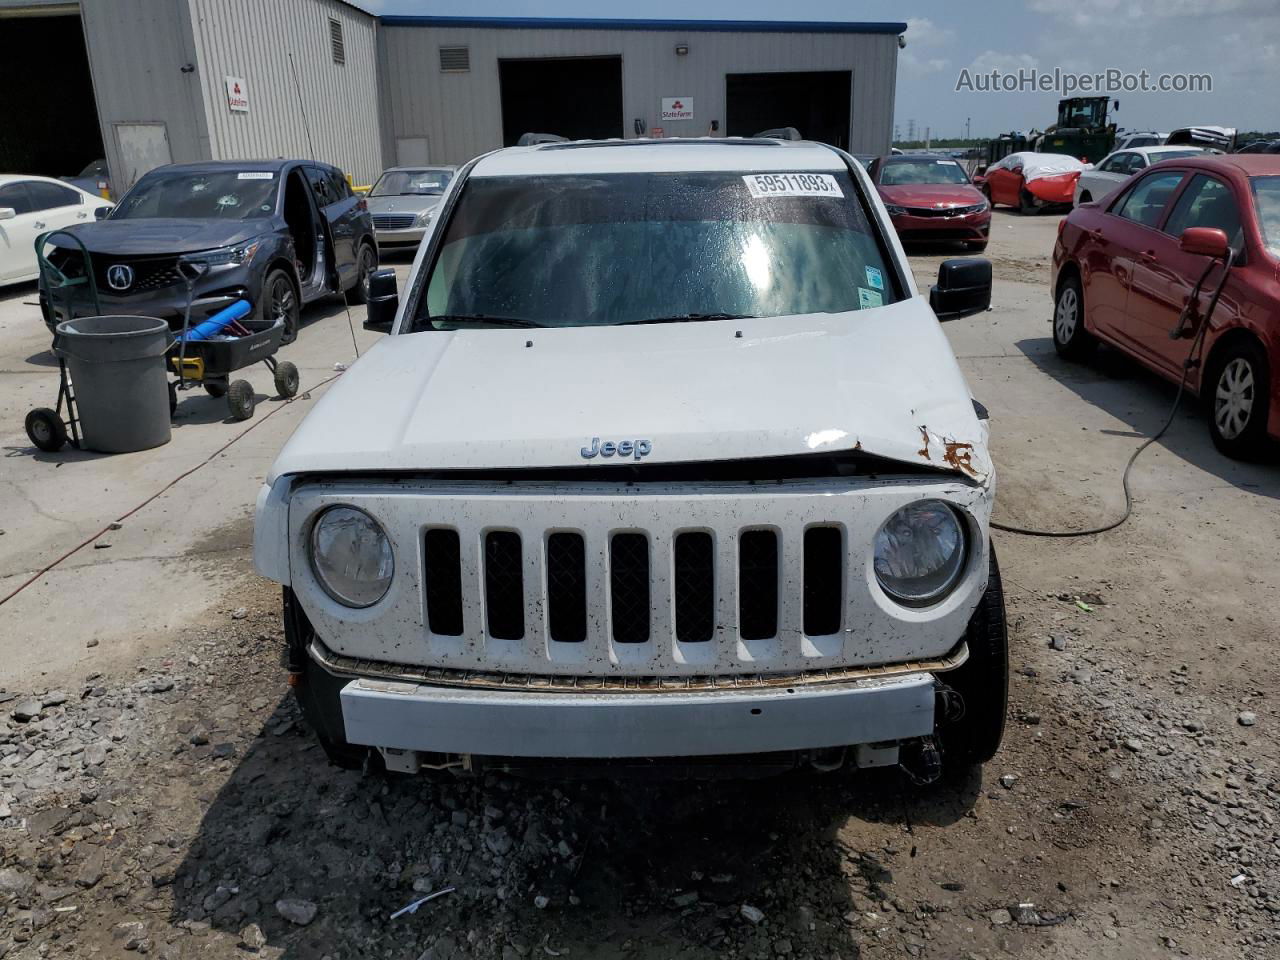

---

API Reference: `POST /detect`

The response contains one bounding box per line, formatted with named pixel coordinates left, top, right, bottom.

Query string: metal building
left=378, top=16, right=905, bottom=166
left=0, top=0, right=381, bottom=193
left=0, top=3, right=904, bottom=190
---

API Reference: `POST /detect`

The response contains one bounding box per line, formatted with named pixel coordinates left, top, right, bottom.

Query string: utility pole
left=924, top=127, right=931, bottom=151
left=966, top=117, right=971, bottom=140
left=907, top=119, right=916, bottom=142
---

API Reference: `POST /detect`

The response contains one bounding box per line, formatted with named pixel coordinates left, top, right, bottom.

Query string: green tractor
left=1035, top=96, right=1118, bottom=163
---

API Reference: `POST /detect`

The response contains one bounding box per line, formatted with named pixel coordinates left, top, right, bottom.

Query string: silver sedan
left=366, top=166, right=456, bottom=248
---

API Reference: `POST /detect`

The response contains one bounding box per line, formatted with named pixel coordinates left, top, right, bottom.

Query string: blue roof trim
left=378, top=16, right=908, bottom=35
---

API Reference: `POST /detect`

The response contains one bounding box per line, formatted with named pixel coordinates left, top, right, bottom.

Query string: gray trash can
left=54, top=315, right=173, bottom=453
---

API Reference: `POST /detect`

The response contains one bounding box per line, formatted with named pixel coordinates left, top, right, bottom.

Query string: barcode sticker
left=742, top=173, right=843, bottom=199
left=237, top=172, right=274, bottom=180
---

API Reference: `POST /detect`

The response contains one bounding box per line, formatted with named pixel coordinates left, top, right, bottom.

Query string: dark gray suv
left=40, top=159, right=377, bottom=343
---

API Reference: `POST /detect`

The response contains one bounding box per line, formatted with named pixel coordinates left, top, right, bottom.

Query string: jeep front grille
left=546, top=532, right=587, bottom=644
left=738, top=530, right=778, bottom=641
left=483, top=531, right=524, bottom=640
left=424, top=528, right=463, bottom=636
left=674, top=532, right=715, bottom=643
left=609, top=533, right=650, bottom=644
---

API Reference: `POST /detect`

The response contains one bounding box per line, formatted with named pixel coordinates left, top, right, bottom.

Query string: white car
left=0, top=175, right=113, bottom=286
left=1073, top=145, right=1209, bottom=206
left=253, top=138, right=1006, bottom=781
left=1112, top=131, right=1167, bottom=152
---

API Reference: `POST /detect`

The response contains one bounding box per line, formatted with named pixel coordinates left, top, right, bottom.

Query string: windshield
left=1252, top=176, right=1280, bottom=257
left=414, top=170, right=899, bottom=330
left=371, top=169, right=452, bottom=197
left=112, top=170, right=277, bottom=220
left=880, top=160, right=970, bottom=186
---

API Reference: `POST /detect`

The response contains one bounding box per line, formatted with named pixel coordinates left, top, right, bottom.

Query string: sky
left=361, top=0, right=1280, bottom=138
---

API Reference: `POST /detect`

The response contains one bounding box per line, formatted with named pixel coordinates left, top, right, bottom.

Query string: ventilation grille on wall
left=439, top=45, right=470, bottom=72
left=329, top=17, right=345, bottom=65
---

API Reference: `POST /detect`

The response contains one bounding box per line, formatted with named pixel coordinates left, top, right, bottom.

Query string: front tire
left=348, top=242, right=377, bottom=305
left=1207, top=340, right=1272, bottom=460
left=25, top=408, right=66, bottom=452
left=1052, top=273, right=1095, bottom=361
left=938, top=550, right=1008, bottom=768
left=273, top=360, right=300, bottom=399
left=1019, top=189, right=1038, bottom=215
left=262, top=268, right=301, bottom=345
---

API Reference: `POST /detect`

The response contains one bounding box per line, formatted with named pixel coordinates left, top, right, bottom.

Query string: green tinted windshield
left=415, top=170, right=898, bottom=330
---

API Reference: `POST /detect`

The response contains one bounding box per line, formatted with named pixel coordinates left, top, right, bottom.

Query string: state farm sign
left=660, top=97, right=693, bottom=122
left=225, top=76, right=249, bottom=113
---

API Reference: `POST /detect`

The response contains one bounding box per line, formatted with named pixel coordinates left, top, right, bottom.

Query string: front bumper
left=889, top=211, right=991, bottom=243
left=374, top=226, right=426, bottom=247
left=339, top=665, right=939, bottom=759
left=42, top=277, right=252, bottom=331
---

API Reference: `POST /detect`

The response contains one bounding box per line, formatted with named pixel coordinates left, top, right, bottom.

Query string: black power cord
left=991, top=247, right=1235, bottom=538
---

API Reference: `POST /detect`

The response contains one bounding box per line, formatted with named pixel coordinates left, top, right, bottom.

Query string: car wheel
left=981, top=184, right=993, bottom=207
left=25, top=407, right=67, bottom=453
left=1207, top=340, right=1272, bottom=460
left=349, top=243, right=377, bottom=305
left=263, top=268, right=300, bottom=345
left=1019, top=189, right=1038, bottom=215
left=1052, top=273, right=1095, bottom=361
left=937, top=549, right=1008, bottom=769
left=227, top=379, right=256, bottom=421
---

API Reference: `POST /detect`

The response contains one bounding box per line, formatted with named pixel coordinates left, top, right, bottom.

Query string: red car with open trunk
left=1051, top=154, right=1280, bottom=458
left=868, top=154, right=991, bottom=251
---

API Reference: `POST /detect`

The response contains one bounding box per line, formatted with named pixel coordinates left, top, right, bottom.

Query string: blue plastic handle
left=179, top=299, right=252, bottom=342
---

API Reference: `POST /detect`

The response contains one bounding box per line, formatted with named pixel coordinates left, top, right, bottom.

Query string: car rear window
left=1252, top=176, right=1280, bottom=257
left=413, top=169, right=900, bottom=330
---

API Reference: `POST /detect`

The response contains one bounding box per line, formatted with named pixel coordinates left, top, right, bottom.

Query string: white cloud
left=904, top=17, right=954, bottom=47
left=965, top=50, right=1040, bottom=74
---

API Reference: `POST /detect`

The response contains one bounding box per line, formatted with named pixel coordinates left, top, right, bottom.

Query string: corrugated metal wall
left=378, top=25, right=899, bottom=166
left=78, top=0, right=209, bottom=190
left=187, top=0, right=382, bottom=183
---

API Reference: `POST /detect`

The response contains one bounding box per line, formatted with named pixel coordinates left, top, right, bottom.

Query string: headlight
left=415, top=208, right=435, bottom=227
left=884, top=203, right=907, bottom=217
left=310, top=506, right=394, bottom=608
left=202, top=238, right=263, bottom=267
left=873, top=500, right=967, bottom=606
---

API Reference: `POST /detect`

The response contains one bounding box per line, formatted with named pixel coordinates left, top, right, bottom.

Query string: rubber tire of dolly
left=938, top=549, right=1009, bottom=769
left=227, top=379, right=256, bottom=421
left=25, top=407, right=67, bottom=452
left=273, top=360, right=300, bottom=399
left=1205, top=338, right=1273, bottom=462
left=204, top=379, right=228, bottom=398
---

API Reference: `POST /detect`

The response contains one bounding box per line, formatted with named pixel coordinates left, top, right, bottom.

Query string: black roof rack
left=516, top=132, right=569, bottom=146
left=754, top=127, right=803, bottom=141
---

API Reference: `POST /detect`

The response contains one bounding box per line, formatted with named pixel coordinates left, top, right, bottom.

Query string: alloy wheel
left=1054, top=286, right=1079, bottom=343
left=1215, top=357, right=1255, bottom=440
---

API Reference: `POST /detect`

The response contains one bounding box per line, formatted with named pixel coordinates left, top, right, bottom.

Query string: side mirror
left=93, top=206, right=110, bottom=220
left=0, top=207, right=15, bottom=221
left=363, top=267, right=398, bottom=332
left=930, top=258, right=992, bottom=322
left=1179, top=226, right=1229, bottom=259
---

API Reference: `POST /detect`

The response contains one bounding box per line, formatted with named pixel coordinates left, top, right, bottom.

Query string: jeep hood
left=59, top=217, right=275, bottom=255
left=270, top=298, right=990, bottom=483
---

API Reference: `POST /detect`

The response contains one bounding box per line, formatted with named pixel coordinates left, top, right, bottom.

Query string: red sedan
left=868, top=155, right=991, bottom=251
left=1051, top=154, right=1280, bottom=458
left=978, top=152, right=1085, bottom=214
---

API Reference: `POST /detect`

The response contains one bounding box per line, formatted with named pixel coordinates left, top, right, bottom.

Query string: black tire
left=227, top=379, right=256, bottom=421
left=348, top=242, right=378, bottom=305
left=1019, top=189, right=1038, bottom=215
left=1052, top=273, right=1096, bottom=361
left=1206, top=338, right=1272, bottom=460
left=273, top=360, right=300, bottom=399
left=981, top=184, right=993, bottom=207
left=262, top=268, right=301, bottom=345
left=25, top=408, right=66, bottom=452
left=204, top=379, right=228, bottom=398
left=938, top=549, right=1008, bottom=768
left=966, top=239, right=989, bottom=253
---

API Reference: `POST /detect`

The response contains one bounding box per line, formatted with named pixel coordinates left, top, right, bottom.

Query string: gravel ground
left=2, top=216, right=1278, bottom=959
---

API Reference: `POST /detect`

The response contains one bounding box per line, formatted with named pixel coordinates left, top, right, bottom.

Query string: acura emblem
left=106, top=264, right=134, bottom=291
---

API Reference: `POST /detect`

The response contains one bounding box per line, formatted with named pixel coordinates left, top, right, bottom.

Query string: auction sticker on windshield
left=742, top=173, right=843, bottom=199
left=237, top=172, right=274, bottom=180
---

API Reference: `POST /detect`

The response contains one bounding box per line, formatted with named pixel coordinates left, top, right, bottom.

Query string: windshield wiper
left=429, top=314, right=544, bottom=329
left=618, top=312, right=755, bottom=326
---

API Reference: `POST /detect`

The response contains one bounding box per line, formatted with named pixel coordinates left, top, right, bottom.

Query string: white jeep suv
left=253, top=137, right=1005, bottom=781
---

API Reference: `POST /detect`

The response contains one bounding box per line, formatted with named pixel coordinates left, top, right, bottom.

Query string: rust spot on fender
left=943, top=440, right=977, bottom=478
left=917, top=426, right=931, bottom=459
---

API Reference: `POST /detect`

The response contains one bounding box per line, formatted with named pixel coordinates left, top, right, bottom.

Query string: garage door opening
left=726, top=71, right=852, bottom=149
left=0, top=13, right=103, bottom=179
left=499, top=57, right=623, bottom=146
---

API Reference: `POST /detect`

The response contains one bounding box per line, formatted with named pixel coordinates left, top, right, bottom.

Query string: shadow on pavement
left=168, top=700, right=979, bottom=958
left=1015, top=335, right=1280, bottom=497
